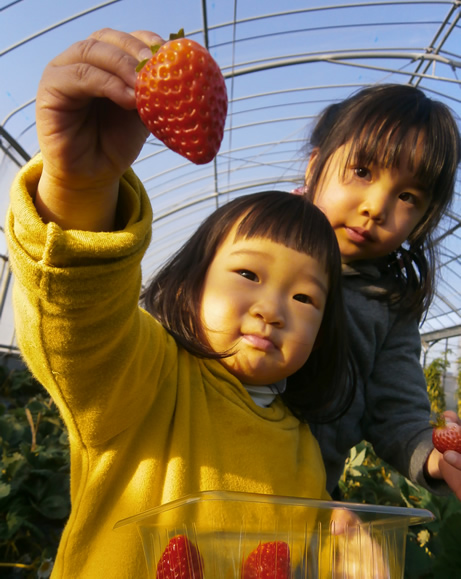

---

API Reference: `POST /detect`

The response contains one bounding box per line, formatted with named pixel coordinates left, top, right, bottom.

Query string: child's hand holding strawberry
left=34, top=28, right=162, bottom=231
left=34, top=27, right=227, bottom=233
left=426, top=410, right=461, bottom=500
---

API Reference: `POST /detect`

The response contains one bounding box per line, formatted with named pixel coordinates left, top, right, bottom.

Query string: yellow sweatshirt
left=6, top=156, right=329, bottom=578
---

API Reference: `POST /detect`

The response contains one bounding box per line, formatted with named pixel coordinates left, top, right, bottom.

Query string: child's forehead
left=228, top=230, right=328, bottom=268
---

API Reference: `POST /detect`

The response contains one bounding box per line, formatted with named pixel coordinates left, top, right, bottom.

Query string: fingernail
left=139, top=48, right=154, bottom=62
left=444, top=450, right=458, bottom=465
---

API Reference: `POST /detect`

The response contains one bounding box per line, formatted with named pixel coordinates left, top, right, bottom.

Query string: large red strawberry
left=432, top=415, right=461, bottom=453
left=135, top=29, right=228, bottom=165
left=242, top=541, right=291, bottom=579
left=156, top=534, right=204, bottom=578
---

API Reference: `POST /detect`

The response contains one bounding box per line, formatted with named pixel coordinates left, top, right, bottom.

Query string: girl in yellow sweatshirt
left=6, top=29, right=354, bottom=577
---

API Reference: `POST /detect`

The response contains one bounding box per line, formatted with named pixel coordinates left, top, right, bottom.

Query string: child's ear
left=304, top=148, right=320, bottom=189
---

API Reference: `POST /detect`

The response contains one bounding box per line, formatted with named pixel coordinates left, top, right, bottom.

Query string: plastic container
left=114, top=490, right=434, bottom=578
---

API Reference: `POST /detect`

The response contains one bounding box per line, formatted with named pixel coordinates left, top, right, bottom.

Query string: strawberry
left=135, top=29, right=228, bottom=165
left=432, top=415, right=461, bottom=454
left=242, top=541, right=291, bottom=579
left=156, top=534, right=204, bottom=579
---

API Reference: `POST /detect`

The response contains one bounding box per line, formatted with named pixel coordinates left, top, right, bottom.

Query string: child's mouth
left=345, top=226, right=372, bottom=243
left=242, top=334, right=276, bottom=352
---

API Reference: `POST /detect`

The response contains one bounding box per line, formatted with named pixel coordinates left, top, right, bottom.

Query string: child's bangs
left=234, top=196, right=336, bottom=266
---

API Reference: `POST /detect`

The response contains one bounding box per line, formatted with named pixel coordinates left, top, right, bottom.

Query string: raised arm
left=34, top=28, right=163, bottom=231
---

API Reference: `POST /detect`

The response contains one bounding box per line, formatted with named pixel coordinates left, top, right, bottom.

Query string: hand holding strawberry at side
left=427, top=410, right=461, bottom=500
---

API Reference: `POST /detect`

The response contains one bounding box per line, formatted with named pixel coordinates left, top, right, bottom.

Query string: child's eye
left=237, top=269, right=258, bottom=282
left=354, top=166, right=371, bottom=180
left=399, top=192, right=417, bottom=205
left=293, top=294, right=312, bottom=304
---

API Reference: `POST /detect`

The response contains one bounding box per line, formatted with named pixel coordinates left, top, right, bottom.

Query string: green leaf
left=27, top=399, right=47, bottom=414
left=58, top=431, right=69, bottom=446
left=35, top=494, right=70, bottom=520
left=0, top=481, right=11, bottom=498
left=348, top=445, right=367, bottom=468
left=0, top=416, right=12, bottom=439
left=432, top=512, right=461, bottom=577
left=2, top=451, right=28, bottom=481
left=6, top=511, right=26, bottom=535
left=348, top=467, right=362, bottom=477
left=405, top=536, right=434, bottom=578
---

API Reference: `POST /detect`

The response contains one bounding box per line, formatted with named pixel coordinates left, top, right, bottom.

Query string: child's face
left=200, top=223, right=329, bottom=385
left=310, top=143, right=431, bottom=263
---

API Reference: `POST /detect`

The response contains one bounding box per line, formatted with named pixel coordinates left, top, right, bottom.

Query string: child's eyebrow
left=402, top=176, right=430, bottom=196
left=417, top=184, right=431, bottom=197
left=299, top=274, right=328, bottom=296
left=229, top=248, right=270, bottom=260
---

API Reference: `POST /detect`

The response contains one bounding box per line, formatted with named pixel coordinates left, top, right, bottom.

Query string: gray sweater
left=310, top=260, right=449, bottom=496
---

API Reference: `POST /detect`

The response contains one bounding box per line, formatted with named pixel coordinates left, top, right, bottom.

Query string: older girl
left=300, top=84, right=461, bottom=499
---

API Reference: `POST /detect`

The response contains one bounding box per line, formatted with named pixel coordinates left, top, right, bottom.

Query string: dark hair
left=142, top=191, right=354, bottom=423
left=304, top=84, right=461, bottom=318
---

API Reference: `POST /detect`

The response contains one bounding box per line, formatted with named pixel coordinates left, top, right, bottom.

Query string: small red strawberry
left=432, top=415, right=461, bottom=454
left=135, top=29, right=228, bottom=165
left=242, top=541, right=291, bottom=579
left=156, top=534, right=204, bottom=579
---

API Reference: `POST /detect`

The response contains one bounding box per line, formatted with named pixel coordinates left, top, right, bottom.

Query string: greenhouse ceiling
left=1, top=0, right=460, bottom=352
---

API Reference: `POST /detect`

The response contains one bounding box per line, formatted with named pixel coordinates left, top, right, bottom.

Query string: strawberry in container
left=115, top=490, right=434, bottom=578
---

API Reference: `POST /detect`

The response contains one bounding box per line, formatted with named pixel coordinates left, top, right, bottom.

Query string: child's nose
left=358, top=189, right=390, bottom=223
left=249, top=297, right=285, bottom=326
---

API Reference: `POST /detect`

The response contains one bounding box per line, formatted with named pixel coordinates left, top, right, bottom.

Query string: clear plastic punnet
left=114, top=490, right=434, bottom=578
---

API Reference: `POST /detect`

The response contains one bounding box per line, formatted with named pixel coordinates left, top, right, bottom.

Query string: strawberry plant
left=2, top=358, right=461, bottom=577
left=339, top=440, right=461, bottom=578
left=0, top=361, right=70, bottom=578
left=136, top=29, right=228, bottom=165
left=424, top=357, right=449, bottom=416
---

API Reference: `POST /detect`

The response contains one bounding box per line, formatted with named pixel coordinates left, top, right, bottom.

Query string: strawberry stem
left=169, top=28, right=185, bottom=40
left=431, top=414, right=447, bottom=428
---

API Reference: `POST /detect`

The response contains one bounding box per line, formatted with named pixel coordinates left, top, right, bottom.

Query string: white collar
left=243, top=379, right=287, bottom=408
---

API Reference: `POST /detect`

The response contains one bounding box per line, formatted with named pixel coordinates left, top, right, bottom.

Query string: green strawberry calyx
left=136, top=28, right=185, bottom=72
left=431, top=414, right=447, bottom=429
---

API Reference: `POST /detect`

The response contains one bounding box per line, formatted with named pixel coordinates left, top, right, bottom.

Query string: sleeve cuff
left=7, top=154, right=153, bottom=268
